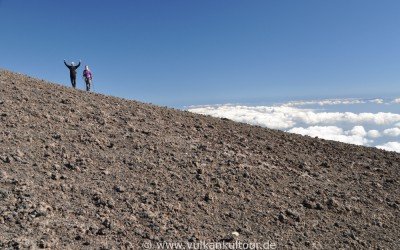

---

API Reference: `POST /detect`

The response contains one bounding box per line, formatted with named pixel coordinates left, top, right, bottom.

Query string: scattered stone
left=53, top=164, right=61, bottom=170
left=302, top=199, right=315, bottom=209
left=0, top=155, right=12, bottom=163
left=102, top=219, right=114, bottom=229
left=204, top=192, right=213, bottom=202
left=51, top=173, right=59, bottom=180
left=315, top=203, right=324, bottom=210
left=52, top=133, right=62, bottom=140
left=327, top=198, right=339, bottom=209
left=96, top=228, right=108, bottom=235
left=65, top=162, right=76, bottom=170
left=278, top=213, right=286, bottom=223
left=0, top=189, right=9, bottom=201
left=321, top=162, right=330, bottom=168
left=285, top=209, right=300, bottom=222
left=115, top=186, right=126, bottom=193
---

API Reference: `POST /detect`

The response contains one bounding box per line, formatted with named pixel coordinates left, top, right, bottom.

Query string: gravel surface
left=0, top=69, right=399, bottom=249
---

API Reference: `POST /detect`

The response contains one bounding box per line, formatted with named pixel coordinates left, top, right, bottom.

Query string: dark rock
left=315, top=203, right=324, bottom=210
left=302, top=199, right=315, bottom=209
left=278, top=213, right=286, bottom=223
left=0, top=155, right=12, bottom=163
left=285, top=209, right=300, bottom=222
left=65, top=162, right=76, bottom=170
left=327, top=198, right=339, bottom=209
left=115, top=186, right=126, bottom=193
left=204, top=193, right=213, bottom=202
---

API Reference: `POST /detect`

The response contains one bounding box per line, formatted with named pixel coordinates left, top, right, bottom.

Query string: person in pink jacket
left=83, top=65, right=93, bottom=92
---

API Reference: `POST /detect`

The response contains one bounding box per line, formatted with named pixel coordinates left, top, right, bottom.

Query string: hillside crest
left=0, top=69, right=399, bottom=249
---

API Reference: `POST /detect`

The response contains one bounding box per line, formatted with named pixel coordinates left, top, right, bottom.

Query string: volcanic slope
left=0, top=69, right=399, bottom=249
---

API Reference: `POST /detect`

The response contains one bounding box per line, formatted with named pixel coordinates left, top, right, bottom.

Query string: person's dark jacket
left=64, top=61, right=81, bottom=77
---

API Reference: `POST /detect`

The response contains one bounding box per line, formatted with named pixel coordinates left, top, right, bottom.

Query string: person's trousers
left=70, top=75, right=77, bottom=88
left=85, top=79, right=91, bottom=91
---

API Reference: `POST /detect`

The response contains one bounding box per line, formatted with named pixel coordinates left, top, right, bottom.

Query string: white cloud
left=305, top=112, right=400, bottom=125
left=288, top=126, right=371, bottom=146
left=367, top=130, right=381, bottom=138
left=392, top=98, right=400, bottom=104
left=349, top=126, right=367, bottom=137
left=189, top=105, right=400, bottom=130
left=282, top=98, right=365, bottom=107
left=282, top=98, right=386, bottom=107
left=377, top=142, right=400, bottom=153
left=369, top=99, right=384, bottom=104
left=189, top=105, right=296, bottom=129
left=188, top=99, right=400, bottom=152
left=383, top=127, right=400, bottom=137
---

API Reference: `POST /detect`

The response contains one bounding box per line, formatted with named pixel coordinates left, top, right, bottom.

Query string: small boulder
left=115, top=186, right=126, bottom=193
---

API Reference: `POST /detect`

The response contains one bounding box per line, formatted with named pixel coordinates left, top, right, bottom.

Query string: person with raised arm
left=64, top=59, right=81, bottom=88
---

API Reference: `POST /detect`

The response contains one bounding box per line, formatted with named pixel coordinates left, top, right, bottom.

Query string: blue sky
left=1, top=0, right=400, bottom=107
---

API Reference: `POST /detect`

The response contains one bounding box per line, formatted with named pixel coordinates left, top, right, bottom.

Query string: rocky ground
left=0, top=69, right=399, bottom=249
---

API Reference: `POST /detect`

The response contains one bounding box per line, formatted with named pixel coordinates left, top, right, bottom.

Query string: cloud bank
left=188, top=98, right=400, bottom=153
left=282, top=98, right=391, bottom=107
left=189, top=105, right=400, bottom=130
left=383, top=127, right=400, bottom=137
left=377, top=142, right=400, bottom=153
left=288, top=126, right=371, bottom=145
